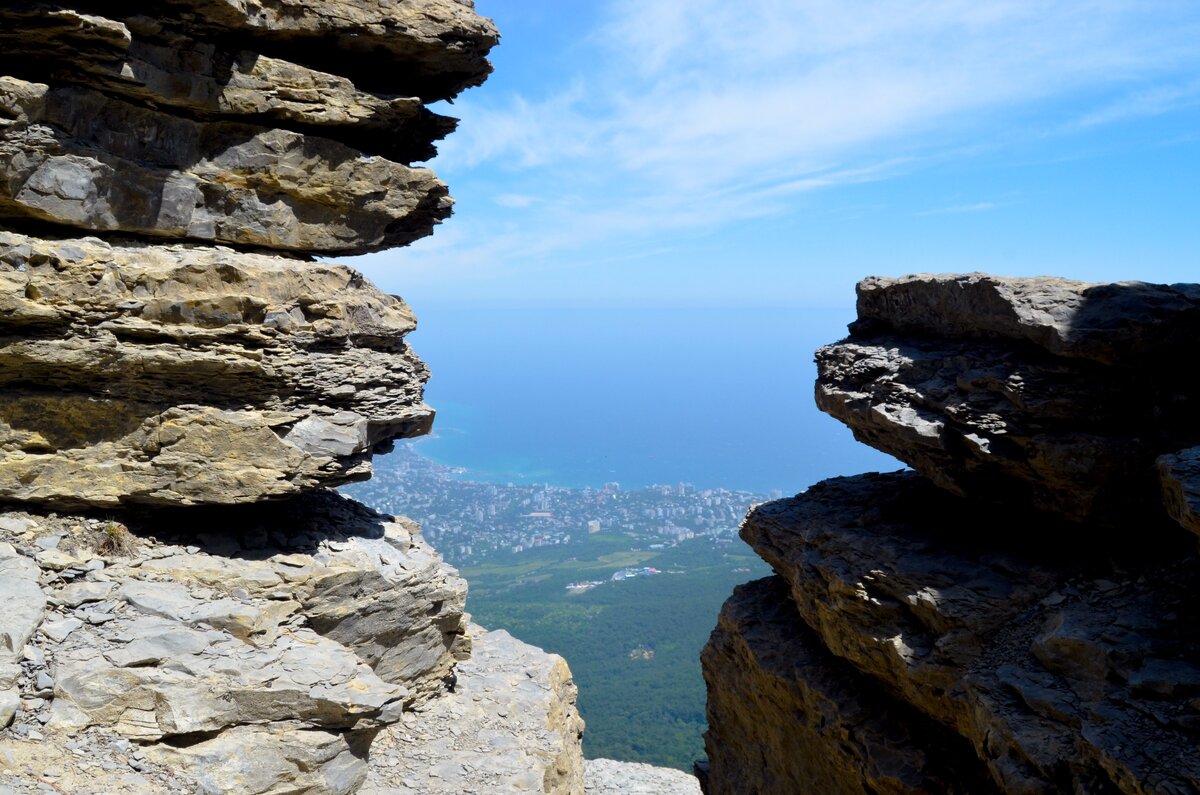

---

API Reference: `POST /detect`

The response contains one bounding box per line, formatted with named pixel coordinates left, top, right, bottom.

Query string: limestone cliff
left=0, top=4, right=594, bottom=794
left=703, top=274, right=1200, bottom=794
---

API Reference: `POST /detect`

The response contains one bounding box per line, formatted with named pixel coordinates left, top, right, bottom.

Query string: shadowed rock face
left=0, top=7, right=458, bottom=162
left=703, top=576, right=994, bottom=795
left=817, top=274, right=1200, bottom=526
left=738, top=473, right=1200, bottom=794
left=703, top=272, right=1200, bottom=795
left=0, top=231, right=433, bottom=508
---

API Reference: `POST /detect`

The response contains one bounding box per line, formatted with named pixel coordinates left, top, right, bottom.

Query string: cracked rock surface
left=703, top=576, right=994, bottom=795
left=816, top=273, right=1200, bottom=526
left=738, top=473, right=1200, bottom=794
left=584, top=759, right=700, bottom=795
left=0, top=490, right=468, bottom=794
left=361, top=625, right=585, bottom=795
left=0, top=231, right=432, bottom=509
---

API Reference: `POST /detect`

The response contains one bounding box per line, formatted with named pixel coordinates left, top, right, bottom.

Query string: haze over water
left=384, top=306, right=899, bottom=494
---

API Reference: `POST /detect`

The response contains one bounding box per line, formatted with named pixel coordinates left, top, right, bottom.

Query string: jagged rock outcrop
left=703, top=576, right=995, bottom=795
left=0, top=491, right=468, bottom=793
left=0, top=75, right=450, bottom=254
left=0, top=230, right=432, bottom=509
left=738, top=474, right=1199, bottom=793
left=0, top=1, right=497, bottom=254
left=0, top=1, right=497, bottom=105
left=704, top=274, right=1200, bottom=795
left=0, top=0, right=497, bottom=506
left=817, top=274, right=1200, bottom=526
left=0, top=6, right=457, bottom=161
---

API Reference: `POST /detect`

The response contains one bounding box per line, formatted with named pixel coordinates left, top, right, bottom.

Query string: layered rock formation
left=817, top=274, right=1200, bottom=527
left=0, top=4, right=595, bottom=794
left=704, top=274, right=1200, bottom=794
left=0, top=231, right=434, bottom=509
left=0, top=0, right=497, bottom=507
left=0, top=1, right=498, bottom=253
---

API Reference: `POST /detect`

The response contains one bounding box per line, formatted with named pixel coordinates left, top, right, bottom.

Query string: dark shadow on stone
left=117, top=488, right=396, bottom=559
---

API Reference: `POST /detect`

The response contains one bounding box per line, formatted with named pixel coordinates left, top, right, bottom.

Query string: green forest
left=461, top=534, right=770, bottom=771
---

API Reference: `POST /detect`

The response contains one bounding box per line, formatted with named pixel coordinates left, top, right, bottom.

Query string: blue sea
left=381, top=307, right=898, bottom=494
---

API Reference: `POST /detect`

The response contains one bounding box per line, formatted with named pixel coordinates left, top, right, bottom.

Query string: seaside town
left=345, top=443, right=776, bottom=567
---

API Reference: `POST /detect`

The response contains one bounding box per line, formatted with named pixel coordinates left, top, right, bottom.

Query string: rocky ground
left=362, top=627, right=584, bottom=795
left=584, top=759, right=701, bottom=795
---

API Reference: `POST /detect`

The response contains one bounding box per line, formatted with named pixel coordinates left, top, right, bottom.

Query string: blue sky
left=350, top=0, right=1200, bottom=310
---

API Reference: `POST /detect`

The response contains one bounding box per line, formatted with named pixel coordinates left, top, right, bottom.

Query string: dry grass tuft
left=96, top=520, right=136, bottom=557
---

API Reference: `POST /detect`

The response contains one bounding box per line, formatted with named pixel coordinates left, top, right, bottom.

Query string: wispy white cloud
left=1071, top=78, right=1200, bottom=129
left=363, top=1, right=1200, bottom=300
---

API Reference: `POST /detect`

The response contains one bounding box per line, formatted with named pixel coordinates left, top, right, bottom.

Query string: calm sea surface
left=379, top=307, right=898, bottom=493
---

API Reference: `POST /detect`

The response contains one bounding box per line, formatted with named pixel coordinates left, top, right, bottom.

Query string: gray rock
left=40, top=617, right=83, bottom=644
left=148, top=723, right=375, bottom=795
left=362, top=625, right=585, bottom=795
left=0, top=687, right=17, bottom=728
left=703, top=577, right=990, bottom=795
left=50, top=582, right=116, bottom=608
left=0, top=516, right=35, bottom=534
left=0, top=543, right=45, bottom=658
left=0, top=78, right=449, bottom=255
left=740, top=473, right=1200, bottom=793
left=585, top=759, right=700, bottom=795
left=0, top=491, right=468, bottom=793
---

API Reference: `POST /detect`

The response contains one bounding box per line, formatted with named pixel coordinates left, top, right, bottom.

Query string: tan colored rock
left=702, top=577, right=993, bottom=795
left=0, top=78, right=450, bottom=254
left=362, top=625, right=585, bottom=795
left=741, top=473, right=1200, bottom=794
left=0, top=232, right=432, bottom=509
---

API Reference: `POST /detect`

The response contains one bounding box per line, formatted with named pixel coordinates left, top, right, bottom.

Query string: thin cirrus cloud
left=361, top=0, right=1200, bottom=298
